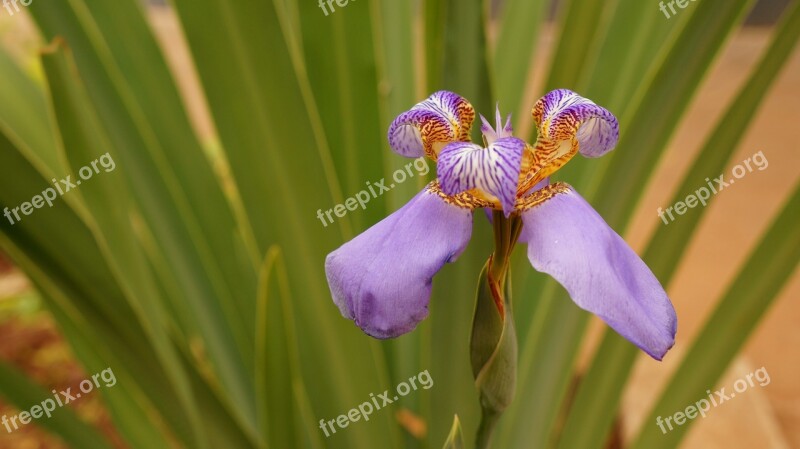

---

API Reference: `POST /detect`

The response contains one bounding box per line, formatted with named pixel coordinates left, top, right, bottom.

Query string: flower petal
left=325, top=185, right=474, bottom=339
left=479, top=104, right=513, bottom=145
left=388, top=91, right=475, bottom=160
left=533, top=89, right=619, bottom=158
left=437, top=137, right=526, bottom=216
left=518, top=184, right=676, bottom=360
left=518, top=90, right=619, bottom=193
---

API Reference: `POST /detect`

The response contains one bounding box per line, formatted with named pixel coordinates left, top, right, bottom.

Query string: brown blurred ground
left=0, top=7, right=798, bottom=449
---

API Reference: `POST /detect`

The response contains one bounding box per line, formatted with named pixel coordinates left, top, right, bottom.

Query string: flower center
left=480, top=105, right=514, bottom=146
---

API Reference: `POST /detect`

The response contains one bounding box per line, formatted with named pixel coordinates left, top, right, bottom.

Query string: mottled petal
left=518, top=184, right=676, bottom=360
left=437, top=137, right=526, bottom=216
left=532, top=88, right=619, bottom=158
left=388, top=91, right=475, bottom=160
left=518, top=90, right=619, bottom=194
left=325, top=185, right=474, bottom=339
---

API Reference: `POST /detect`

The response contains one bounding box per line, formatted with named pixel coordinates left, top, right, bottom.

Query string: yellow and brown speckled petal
left=515, top=181, right=572, bottom=211
left=519, top=89, right=619, bottom=194
left=425, top=180, right=494, bottom=210
left=388, top=91, right=475, bottom=160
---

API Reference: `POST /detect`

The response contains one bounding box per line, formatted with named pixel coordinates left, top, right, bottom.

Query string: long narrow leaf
left=554, top=3, right=799, bottom=448
left=632, top=181, right=800, bottom=449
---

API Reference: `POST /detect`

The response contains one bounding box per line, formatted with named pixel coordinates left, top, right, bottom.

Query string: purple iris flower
left=325, top=89, right=677, bottom=360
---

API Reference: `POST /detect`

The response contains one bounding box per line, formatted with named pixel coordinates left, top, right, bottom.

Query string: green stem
left=490, top=211, right=520, bottom=282
left=476, top=408, right=501, bottom=449
left=477, top=212, right=523, bottom=449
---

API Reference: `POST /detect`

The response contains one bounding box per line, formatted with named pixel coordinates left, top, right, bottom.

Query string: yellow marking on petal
left=428, top=179, right=571, bottom=215
left=466, top=188, right=501, bottom=207
left=421, top=101, right=475, bottom=161
left=519, top=90, right=613, bottom=193
left=420, top=121, right=455, bottom=160
left=516, top=138, right=578, bottom=195
left=426, top=181, right=494, bottom=209
left=515, top=182, right=572, bottom=211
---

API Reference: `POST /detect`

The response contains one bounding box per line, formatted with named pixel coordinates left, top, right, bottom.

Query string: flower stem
left=475, top=408, right=501, bottom=449
left=490, top=211, right=523, bottom=284
left=474, top=211, right=522, bottom=449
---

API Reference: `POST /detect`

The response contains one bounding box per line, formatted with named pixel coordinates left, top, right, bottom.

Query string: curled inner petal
left=518, top=89, right=619, bottom=194
left=437, top=137, right=526, bottom=216
left=388, top=91, right=475, bottom=160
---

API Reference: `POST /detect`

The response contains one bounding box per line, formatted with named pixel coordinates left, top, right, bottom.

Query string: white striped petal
left=437, top=137, right=526, bottom=216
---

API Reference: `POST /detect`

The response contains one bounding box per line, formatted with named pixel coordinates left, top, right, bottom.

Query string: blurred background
left=0, top=0, right=797, bottom=448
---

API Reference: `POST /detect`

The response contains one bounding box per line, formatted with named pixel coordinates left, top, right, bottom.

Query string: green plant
left=0, top=0, right=797, bottom=448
